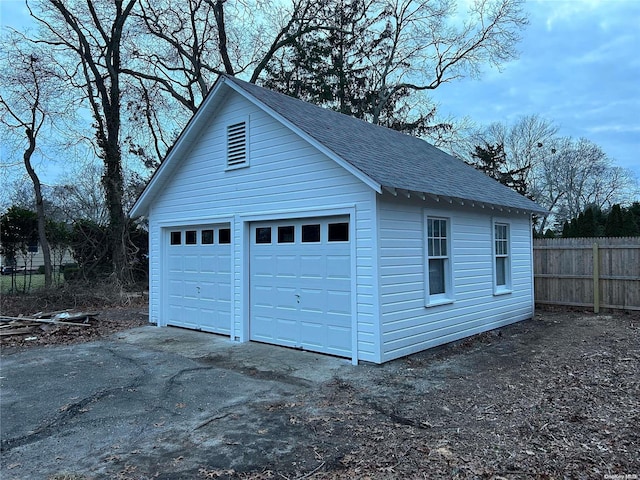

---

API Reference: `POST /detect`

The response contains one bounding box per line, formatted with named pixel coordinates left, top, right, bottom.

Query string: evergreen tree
left=605, top=204, right=625, bottom=237
left=579, top=207, right=598, bottom=237
left=261, top=0, right=453, bottom=138
left=622, top=209, right=639, bottom=236
left=628, top=202, right=640, bottom=229
left=469, top=143, right=529, bottom=196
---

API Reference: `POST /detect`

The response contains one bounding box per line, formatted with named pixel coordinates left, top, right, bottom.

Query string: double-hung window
left=494, top=222, right=511, bottom=293
left=425, top=216, right=452, bottom=305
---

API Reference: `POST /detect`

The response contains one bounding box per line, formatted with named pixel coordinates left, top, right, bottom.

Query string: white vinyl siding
left=378, top=194, right=534, bottom=363
left=147, top=91, right=378, bottom=363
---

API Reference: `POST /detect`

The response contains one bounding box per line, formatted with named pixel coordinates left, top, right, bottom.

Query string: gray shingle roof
left=225, top=75, right=546, bottom=214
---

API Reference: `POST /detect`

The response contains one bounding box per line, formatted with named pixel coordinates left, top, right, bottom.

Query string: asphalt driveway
left=1, top=311, right=638, bottom=479
left=1, top=326, right=355, bottom=479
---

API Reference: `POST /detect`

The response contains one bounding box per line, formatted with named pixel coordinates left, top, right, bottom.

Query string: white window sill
left=493, top=288, right=513, bottom=296
left=425, top=298, right=454, bottom=308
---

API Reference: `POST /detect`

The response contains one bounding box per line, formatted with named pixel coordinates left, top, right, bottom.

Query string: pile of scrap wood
left=0, top=310, right=98, bottom=337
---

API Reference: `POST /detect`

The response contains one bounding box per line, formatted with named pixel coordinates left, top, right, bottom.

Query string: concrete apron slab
left=0, top=326, right=355, bottom=479
left=118, top=325, right=355, bottom=383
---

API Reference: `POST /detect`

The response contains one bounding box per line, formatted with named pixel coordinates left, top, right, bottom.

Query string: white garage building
left=130, top=75, right=546, bottom=365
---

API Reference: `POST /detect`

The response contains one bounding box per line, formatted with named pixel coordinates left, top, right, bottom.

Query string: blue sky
left=1, top=0, right=639, bottom=183
left=431, top=0, right=640, bottom=179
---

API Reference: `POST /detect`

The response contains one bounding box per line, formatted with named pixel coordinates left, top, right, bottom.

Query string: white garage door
left=166, top=225, right=231, bottom=334
left=250, top=216, right=352, bottom=357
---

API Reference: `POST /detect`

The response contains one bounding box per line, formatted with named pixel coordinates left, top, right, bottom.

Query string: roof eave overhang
left=381, top=186, right=548, bottom=216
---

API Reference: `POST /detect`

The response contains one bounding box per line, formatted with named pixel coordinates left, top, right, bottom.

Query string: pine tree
left=605, top=204, right=625, bottom=237
left=469, top=143, right=529, bottom=196
left=579, top=208, right=597, bottom=237
left=622, top=209, right=639, bottom=236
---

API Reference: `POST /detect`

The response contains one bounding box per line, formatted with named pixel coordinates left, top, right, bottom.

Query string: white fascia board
left=130, top=79, right=229, bottom=218
left=222, top=78, right=382, bottom=194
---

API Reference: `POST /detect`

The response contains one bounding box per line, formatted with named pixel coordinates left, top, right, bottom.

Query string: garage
left=165, top=224, right=232, bottom=334
left=250, top=216, right=352, bottom=357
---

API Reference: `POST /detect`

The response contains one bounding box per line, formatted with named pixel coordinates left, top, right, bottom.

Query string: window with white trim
left=425, top=216, right=453, bottom=305
left=494, top=222, right=511, bottom=292
left=226, top=120, right=248, bottom=168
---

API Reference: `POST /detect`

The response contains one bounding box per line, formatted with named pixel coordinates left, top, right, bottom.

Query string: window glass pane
left=278, top=226, right=295, bottom=243
left=328, top=222, right=349, bottom=242
left=185, top=230, right=197, bottom=244
left=429, top=259, right=446, bottom=295
left=256, top=227, right=271, bottom=244
left=202, top=230, right=214, bottom=244
left=170, top=231, right=181, bottom=245
left=433, top=239, right=441, bottom=257
left=427, top=218, right=447, bottom=258
left=496, top=257, right=506, bottom=286
left=495, top=224, right=508, bottom=255
left=302, top=224, right=320, bottom=242
left=219, top=228, right=231, bottom=244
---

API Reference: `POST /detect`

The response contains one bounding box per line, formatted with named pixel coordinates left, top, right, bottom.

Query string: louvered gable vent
left=227, top=121, right=247, bottom=167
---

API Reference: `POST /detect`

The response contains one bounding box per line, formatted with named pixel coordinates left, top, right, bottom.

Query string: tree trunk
left=24, top=129, right=53, bottom=288
left=102, top=139, right=131, bottom=285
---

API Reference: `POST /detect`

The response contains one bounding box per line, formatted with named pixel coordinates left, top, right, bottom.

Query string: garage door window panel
left=185, top=230, right=197, bottom=245
left=170, top=231, right=181, bottom=245
left=302, top=224, right=320, bottom=243
left=278, top=226, right=295, bottom=243
left=256, top=227, right=272, bottom=244
left=201, top=230, right=214, bottom=244
left=328, top=222, right=349, bottom=242
left=219, top=228, right=231, bottom=244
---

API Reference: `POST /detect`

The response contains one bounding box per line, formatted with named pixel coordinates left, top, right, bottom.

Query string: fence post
left=593, top=242, right=600, bottom=314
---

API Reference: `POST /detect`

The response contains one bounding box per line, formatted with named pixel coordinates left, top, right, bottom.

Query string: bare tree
left=550, top=138, right=636, bottom=223
left=28, top=0, right=137, bottom=284
left=107, top=0, right=528, bottom=168
left=0, top=34, right=68, bottom=288
left=467, top=116, right=638, bottom=233
left=264, top=0, right=528, bottom=136
left=125, top=0, right=331, bottom=109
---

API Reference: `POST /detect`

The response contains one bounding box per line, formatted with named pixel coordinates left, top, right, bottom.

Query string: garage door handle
left=295, top=294, right=300, bottom=303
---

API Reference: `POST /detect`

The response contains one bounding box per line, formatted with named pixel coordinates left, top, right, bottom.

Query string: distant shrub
left=63, top=265, right=80, bottom=281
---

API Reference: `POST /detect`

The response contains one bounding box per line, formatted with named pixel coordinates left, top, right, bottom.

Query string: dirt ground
left=0, top=293, right=149, bottom=351
left=1, top=296, right=639, bottom=479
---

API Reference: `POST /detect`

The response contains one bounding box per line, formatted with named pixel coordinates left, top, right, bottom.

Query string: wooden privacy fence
left=533, top=237, right=640, bottom=312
